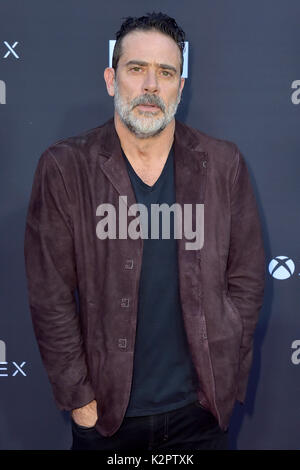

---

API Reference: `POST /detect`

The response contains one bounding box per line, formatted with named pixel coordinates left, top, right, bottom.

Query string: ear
left=104, top=67, right=115, bottom=96
left=179, top=77, right=185, bottom=93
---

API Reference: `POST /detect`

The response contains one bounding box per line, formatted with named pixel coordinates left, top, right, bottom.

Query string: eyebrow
left=125, top=60, right=177, bottom=74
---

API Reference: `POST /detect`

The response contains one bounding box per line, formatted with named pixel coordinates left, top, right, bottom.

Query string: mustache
left=130, top=94, right=165, bottom=112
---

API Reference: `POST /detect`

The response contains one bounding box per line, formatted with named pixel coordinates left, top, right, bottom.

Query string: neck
left=114, top=112, right=175, bottom=164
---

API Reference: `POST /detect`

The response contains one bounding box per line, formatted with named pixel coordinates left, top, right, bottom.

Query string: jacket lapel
left=173, top=119, right=208, bottom=209
left=172, top=120, right=208, bottom=320
left=97, top=118, right=138, bottom=216
left=174, top=119, right=208, bottom=259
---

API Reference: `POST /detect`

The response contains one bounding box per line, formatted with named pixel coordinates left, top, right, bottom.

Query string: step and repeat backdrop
left=0, top=0, right=299, bottom=450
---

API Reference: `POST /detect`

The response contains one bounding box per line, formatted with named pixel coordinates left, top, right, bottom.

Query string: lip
left=136, top=104, right=160, bottom=111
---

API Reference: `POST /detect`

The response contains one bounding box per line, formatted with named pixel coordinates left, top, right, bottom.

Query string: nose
left=143, top=69, right=159, bottom=94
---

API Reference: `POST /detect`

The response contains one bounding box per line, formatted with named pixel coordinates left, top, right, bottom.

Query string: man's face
left=107, top=30, right=185, bottom=138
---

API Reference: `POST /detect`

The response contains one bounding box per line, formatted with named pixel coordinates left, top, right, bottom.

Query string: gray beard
left=113, top=80, right=181, bottom=139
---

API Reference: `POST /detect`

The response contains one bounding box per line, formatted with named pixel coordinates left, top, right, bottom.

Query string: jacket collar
left=96, top=116, right=207, bottom=158
left=96, top=117, right=208, bottom=217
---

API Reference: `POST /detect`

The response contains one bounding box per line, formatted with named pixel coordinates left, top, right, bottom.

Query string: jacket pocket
left=222, top=291, right=244, bottom=392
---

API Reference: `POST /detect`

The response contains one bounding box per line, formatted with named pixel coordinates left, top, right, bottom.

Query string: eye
left=130, top=66, right=142, bottom=72
left=161, top=70, right=172, bottom=77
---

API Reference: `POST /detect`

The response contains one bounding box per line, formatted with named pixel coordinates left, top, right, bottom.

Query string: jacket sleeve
left=24, top=149, right=95, bottom=411
left=227, top=146, right=266, bottom=404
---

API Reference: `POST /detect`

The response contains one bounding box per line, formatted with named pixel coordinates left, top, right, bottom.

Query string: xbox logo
left=268, top=256, right=295, bottom=280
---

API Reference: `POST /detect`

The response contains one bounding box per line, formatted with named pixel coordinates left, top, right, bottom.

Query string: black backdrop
left=0, top=0, right=299, bottom=450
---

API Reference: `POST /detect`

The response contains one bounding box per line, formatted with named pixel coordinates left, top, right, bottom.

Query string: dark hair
left=112, top=12, right=186, bottom=75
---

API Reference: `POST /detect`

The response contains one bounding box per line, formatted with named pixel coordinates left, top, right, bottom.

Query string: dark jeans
left=71, top=400, right=229, bottom=451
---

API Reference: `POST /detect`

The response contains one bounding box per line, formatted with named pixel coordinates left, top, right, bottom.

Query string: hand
left=71, top=399, right=98, bottom=427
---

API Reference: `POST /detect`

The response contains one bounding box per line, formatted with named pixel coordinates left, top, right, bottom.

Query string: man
left=24, top=12, right=265, bottom=451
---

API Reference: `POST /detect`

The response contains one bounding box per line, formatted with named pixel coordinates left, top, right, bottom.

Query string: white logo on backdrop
left=108, top=40, right=189, bottom=78
left=0, top=340, right=6, bottom=363
left=3, top=41, right=19, bottom=59
left=268, top=256, right=295, bottom=280
left=291, top=80, right=300, bottom=104
left=0, top=339, right=27, bottom=377
left=291, top=340, right=300, bottom=365
left=0, top=79, right=6, bottom=104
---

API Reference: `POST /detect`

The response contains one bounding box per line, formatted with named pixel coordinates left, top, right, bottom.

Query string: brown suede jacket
left=24, top=118, right=266, bottom=436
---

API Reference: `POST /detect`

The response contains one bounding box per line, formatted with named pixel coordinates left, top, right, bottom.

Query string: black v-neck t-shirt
left=122, top=145, right=199, bottom=417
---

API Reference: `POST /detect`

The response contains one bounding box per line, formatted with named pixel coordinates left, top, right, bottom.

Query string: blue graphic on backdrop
left=3, top=41, right=19, bottom=59
left=268, top=256, right=295, bottom=280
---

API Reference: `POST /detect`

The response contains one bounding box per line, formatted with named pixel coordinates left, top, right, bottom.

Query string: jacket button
left=121, top=298, right=130, bottom=307
left=118, top=338, right=127, bottom=349
left=124, top=259, right=134, bottom=269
